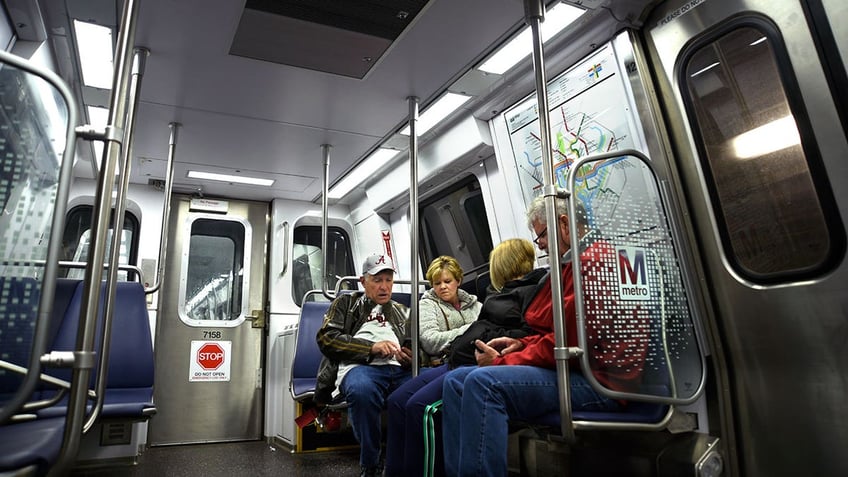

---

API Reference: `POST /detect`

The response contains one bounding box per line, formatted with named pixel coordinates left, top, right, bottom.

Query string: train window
left=291, top=226, right=355, bottom=306
left=419, top=175, right=493, bottom=277
left=681, top=23, right=837, bottom=280
left=60, top=205, right=140, bottom=281
left=179, top=216, right=249, bottom=324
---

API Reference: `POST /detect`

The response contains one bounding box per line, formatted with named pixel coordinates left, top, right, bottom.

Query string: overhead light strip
left=328, top=148, right=399, bottom=199
left=188, top=170, right=275, bottom=186
left=399, top=92, right=472, bottom=136
left=477, top=3, right=585, bottom=75
left=73, top=20, right=114, bottom=89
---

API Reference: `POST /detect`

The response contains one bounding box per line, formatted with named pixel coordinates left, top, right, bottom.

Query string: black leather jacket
left=314, top=291, right=409, bottom=404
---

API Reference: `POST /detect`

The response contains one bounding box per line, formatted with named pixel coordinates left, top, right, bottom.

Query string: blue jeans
left=339, top=364, right=412, bottom=468
left=385, top=363, right=451, bottom=477
left=441, top=365, right=620, bottom=477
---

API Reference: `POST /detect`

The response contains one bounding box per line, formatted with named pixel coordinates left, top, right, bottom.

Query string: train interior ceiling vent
left=230, top=0, right=430, bottom=79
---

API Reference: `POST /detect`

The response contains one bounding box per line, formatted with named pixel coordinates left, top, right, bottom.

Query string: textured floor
left=71, top=440, right=361, bottom=477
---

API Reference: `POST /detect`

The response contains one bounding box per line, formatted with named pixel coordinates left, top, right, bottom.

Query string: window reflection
left=683, top=25, right=831, bottom=277
left=183, top=218, right=245, bottom=321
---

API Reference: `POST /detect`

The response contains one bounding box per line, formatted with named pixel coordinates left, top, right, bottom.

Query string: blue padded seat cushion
left=37, top=281, right=154, bottom=419
left=0, top=417, right=65, bottom=474
left=290, top=301, right=332, bottom=400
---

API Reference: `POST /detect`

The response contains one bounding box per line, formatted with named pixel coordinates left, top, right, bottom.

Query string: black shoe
left=360, top=466, right=381, bottom=477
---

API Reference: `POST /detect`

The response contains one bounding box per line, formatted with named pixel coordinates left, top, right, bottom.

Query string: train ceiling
left=36, top=0, right=651, bottom=203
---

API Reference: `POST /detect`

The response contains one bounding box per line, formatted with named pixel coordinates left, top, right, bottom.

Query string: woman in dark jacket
left=384, top=239, right=541, bottom=477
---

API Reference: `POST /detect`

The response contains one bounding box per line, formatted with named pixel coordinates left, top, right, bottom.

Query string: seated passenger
left=441, top=195, right=647, bottom=477
left=418, top=255, right=482, bottom=364
left=384, top=240, right=538, bottom=477
left=315, top=253, right=413, bottom=477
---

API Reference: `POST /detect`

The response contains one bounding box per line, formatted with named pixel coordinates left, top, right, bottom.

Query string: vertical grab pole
left=407, top=96, right=420, bottom=377
left=49, top=0, right=140, bottom=473
left=83, top=47, right=148, bottom=433
left=147, top=122, right=180, bottom=294
left=320, top=144, right=334, bottom=300
left=524, top=0, right=575, bottom=442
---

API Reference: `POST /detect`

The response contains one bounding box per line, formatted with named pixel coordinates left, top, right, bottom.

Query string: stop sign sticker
left=189, top=340, right=232, bottom=382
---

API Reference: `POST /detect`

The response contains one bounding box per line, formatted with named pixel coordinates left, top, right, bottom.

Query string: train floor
left=70, top=440, right=361, bottom=477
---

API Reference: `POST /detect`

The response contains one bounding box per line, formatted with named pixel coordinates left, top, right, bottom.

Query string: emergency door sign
left=189, top=340, right=232, bottom=382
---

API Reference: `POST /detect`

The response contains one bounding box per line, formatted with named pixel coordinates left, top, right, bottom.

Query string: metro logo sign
left=189, top=340, right=232, bottom=382
left=616, top=247, right=651, bottom=301
left=197, top=342, right=225, bottom=370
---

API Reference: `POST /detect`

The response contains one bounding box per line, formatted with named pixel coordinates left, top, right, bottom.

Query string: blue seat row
left=0, top=278, right=155, bottom=475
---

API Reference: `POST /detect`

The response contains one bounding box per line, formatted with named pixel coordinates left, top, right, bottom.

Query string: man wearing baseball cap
left=316, top=253, right=413, bottom=477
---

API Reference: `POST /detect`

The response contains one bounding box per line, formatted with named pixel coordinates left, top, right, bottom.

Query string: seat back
left=290, top=299, right=333, bottom=401
left=0, top=277, right=42, bottom=400
left=37, top=281, right=155, bottom=419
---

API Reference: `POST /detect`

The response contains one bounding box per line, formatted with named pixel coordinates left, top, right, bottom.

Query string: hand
left=474, top=340, right=501, bottom=366
left=485, top=336, right=523, bottom=355
left=371, top=340, right=400, bottom=359
left=395, top=346, right=413, bottom=366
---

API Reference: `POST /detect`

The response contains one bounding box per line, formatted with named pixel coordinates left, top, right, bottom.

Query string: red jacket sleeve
left=492, top=264, right=577, bottom=368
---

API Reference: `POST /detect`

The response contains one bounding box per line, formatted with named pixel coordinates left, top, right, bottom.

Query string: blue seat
left=37, top=281, right=155, bottom=420
left=0, top=417, right=66, bottom=475
left=390, top=292, right=412, bottom=307
left=290, top=300, right=333, bottom=401
left=0, top=277, right=43, bottom=401
left=0, top=277, right=77, bottom=476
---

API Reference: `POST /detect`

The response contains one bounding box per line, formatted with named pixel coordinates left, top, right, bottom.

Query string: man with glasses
left=441, top=194, right=646, bottom=477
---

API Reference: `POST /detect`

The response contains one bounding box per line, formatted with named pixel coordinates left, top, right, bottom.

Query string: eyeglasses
left=532, top=227, right=548, bottom=245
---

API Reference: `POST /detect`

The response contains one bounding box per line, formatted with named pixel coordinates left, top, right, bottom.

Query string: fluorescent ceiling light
left=731, top=115, right=800, bottom=159
left=188, top=170, right=275, bottom=186
left=399, top=93, right=472, bottom=136
left=73, top=20, right=114, bottom=89
left=690, top=62, right=720, bottom=78
left=477, top=3, right=584, bottom=75
left=328, top=148, right=399, bottom=199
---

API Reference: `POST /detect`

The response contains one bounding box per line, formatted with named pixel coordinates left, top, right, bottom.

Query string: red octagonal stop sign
left=197, top=342, right=225, bottom=370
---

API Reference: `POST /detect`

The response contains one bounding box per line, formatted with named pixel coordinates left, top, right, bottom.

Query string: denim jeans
left=339, top=364, right=412, bottom=468
left=441, top=365, right=620, bottom=477
left=385, top=363, right=451, bottom=477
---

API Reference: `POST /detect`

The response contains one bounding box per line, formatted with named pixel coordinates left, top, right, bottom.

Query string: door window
left=178, top=215, right=251, bottom=326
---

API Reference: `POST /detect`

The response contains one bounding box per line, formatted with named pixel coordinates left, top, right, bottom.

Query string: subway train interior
left=0, top=0, right=846, bottom=476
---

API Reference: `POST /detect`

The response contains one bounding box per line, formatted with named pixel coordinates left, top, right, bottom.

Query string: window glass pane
left=291, top=226, right=354, bottom=305
left=684, top=26, right=831, bottom=277
left=419, top=176, right=493, bottom=276
left=60, top=206, right=139, bottom=280
left=184, top=219, right=244, bottom=321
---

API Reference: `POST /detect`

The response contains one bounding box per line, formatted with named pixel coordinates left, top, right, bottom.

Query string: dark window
left=61, top=205, right=140, bottom=281
left=291, top=226, right=355, bottom=305
left=419, top=175, right=493, bottom=280
left=681, top=21, right=842, bottom=280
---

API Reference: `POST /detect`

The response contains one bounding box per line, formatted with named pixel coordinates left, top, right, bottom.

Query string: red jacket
left=492, top=241, right=648, bottom=394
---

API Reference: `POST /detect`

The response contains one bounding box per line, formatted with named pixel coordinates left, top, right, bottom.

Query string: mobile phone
left=402, top=338, right=412, bottom=349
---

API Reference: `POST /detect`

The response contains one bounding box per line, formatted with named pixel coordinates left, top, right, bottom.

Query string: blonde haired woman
left=418, top=255, right=481, bottom=362
left=385, top=241, right=542, bottom=477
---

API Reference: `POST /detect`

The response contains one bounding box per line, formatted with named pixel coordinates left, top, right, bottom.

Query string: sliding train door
left=150, top=195, right=268, bottom=445
left=643, top=1, right=848, bottom=476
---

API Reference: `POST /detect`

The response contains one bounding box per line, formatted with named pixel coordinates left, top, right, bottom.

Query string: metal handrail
left=523, top=0, right=574, bottom=442
left=50, top=0, right=140, bottom=473
left=407, top=96, right=421, bottom=377
left=146, top=122, right=180, bottom=294
left=83, top=46, right=148, bottom=434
